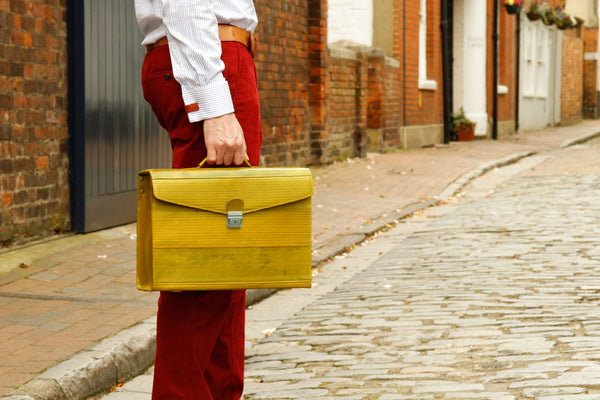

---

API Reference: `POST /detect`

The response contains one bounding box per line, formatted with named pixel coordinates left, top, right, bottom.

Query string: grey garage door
left=68, top=0, right=171, bottom=232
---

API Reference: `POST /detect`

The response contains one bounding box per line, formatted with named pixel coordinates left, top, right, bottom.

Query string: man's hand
left=203, top=113, right=248, bottom=166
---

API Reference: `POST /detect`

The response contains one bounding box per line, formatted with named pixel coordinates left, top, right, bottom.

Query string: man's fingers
left=203, top=113, right=246, bottom=166
left=232, top=148, right=246, bottom=166
left=206, top=147, right=247, bottom=166
left=205, top=146, right=218, bottom=165
left=222, top=148, right=234, bottom=166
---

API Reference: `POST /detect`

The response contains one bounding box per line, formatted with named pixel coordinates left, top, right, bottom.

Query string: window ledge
left=419, top=79, right=438, bottom=91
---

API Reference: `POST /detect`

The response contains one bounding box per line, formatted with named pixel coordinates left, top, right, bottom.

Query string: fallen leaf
left=262, top=328, right=276, bottom=336
left=109, top=382, right=124, bottom=392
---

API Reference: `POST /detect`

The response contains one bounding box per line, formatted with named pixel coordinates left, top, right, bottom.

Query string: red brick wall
left=327, top=50, right=361, bottom=161
left=561, top=27, right=584, bottom=123
left=382, top=61, right=401, bottom=148
left=393, top=0, right=444, bottom=128
left=306, top=0, right=330, bottom=164
left=327, top=44, right=401, bottom=160
left=366, top=51, right=401, bottom=150
left=488, top=2, right=519, bottom=124
left=400, top=1, right=419, bottom=125
left=392, top=0, right=405, bottom=128
left=367, top=52, right=385, bottom=130
left=0, top=0, right=69, bottom=245
left=583, top=26, right=598, bottom=118
left=253, top=0, right=312, bottom=166
left=422, top=0, right=444, bottom=125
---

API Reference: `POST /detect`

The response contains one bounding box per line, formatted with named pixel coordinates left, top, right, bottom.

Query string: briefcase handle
left=197, top=158, right=253, bottom=168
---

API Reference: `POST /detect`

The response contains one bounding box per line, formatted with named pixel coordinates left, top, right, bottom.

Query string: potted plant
left=556, top=9, right=574, bottom=29
left=451, top=108, right=476, bottom=142
left=504, top=0, right=522, bottom=14
left=526, top=1, right=542, bottom=21
left=542, top=8, right=558, bottom=25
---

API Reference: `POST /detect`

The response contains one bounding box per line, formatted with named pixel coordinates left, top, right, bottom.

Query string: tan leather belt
left=146, top=24, right=257, bottom=56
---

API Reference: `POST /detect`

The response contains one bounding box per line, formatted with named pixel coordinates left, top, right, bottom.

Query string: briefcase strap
left=197, top=158, right=253, bottom=168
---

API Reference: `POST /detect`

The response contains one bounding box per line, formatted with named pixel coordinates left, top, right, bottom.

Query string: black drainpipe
left=493, top=0, right=499, bottom=140
left=441, top=0, right=452, bottom=144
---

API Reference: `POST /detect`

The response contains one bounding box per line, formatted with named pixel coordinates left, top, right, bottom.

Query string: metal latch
left=227, top=211, right=243, bottom=228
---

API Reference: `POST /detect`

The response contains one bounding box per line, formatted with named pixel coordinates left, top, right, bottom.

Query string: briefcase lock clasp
left=227, top=211, right=243, bottom=228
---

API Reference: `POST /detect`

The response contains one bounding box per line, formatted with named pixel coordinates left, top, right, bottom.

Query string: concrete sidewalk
left=1, top=120, right=599, bottom=400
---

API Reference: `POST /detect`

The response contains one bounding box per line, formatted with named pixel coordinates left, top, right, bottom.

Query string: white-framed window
left=418, top=0, right=437, bottom=90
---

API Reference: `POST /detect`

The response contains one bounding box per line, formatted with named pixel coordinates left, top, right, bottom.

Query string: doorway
left=518, top=14, right=561, bottom=130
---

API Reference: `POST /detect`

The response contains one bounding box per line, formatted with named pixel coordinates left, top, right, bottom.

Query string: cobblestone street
left=240, top=140, right=600, bottom=399
left=5, top=1, right=600, bottom=398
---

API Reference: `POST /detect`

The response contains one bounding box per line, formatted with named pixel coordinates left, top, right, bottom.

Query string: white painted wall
left=328, top=0, right=373, bottom=46
left=457, top=0, right=488, bottom=136
left=372, top=0, right=394, bottom=56
left=452, top=0, right=465, bottom=112
left=565, top=0, right=598, bottom=27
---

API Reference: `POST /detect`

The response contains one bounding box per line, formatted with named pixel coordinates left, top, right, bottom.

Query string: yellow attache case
left=136, top=165, right=313, bottom=291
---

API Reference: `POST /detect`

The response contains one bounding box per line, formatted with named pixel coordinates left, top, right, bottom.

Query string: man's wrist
left=181, top=80, right=234, bottom=123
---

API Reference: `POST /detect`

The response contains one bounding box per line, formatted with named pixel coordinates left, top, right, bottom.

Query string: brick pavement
left=0, top=230, right=158, bottom=396
left=0, top=120, right=599, bottom=398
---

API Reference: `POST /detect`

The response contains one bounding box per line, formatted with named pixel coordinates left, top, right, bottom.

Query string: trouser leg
left=151, top=291, right=245, bottom=399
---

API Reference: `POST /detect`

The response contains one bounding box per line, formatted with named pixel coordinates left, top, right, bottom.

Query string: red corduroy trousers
left=141, top=41, right=262, bottom=399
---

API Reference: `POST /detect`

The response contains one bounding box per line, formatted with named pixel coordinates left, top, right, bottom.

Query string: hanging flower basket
left=527, top=1, right=542, bottom=21
left=504, top=0, right=522, bottom=14
left=542, top=9, right=558, bottom=25
left=556, top=10, right=574, bottom=29
left=505, top=4, right=522, bottom=14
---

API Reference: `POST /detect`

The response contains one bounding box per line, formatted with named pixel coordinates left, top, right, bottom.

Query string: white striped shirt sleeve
left=135, top=0, right=258, bottom=123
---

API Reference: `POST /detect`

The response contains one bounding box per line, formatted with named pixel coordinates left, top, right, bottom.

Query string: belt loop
left=250, top=33, right=258, bottom=56
left=146, top=37, right=169, bottom=53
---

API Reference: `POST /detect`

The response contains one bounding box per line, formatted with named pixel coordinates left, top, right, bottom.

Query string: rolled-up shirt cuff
left=181, top=80, right=234, bottom=123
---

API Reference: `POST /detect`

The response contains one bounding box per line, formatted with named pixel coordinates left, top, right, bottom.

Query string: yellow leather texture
left=136, top=166, right=313, bottom=291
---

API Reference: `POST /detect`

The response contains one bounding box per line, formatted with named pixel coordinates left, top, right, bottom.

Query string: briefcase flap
left=140, top=167, right=313, bottom=214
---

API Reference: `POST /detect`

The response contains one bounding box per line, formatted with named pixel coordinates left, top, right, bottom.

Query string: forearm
left=161, top=1, right=234, bottom=122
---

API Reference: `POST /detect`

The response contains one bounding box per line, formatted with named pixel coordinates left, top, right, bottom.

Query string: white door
left=518, top=15, right=560, bottom=130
